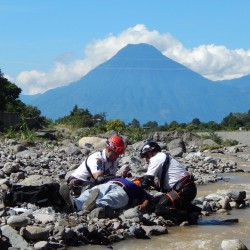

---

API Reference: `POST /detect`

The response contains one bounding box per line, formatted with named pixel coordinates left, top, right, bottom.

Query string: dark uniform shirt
left=109, top=177, right=152, bottom=203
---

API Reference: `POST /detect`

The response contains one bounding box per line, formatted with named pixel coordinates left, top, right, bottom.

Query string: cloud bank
left=14, top=24, right=250, bottom=95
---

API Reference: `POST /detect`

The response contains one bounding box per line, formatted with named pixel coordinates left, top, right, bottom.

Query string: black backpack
left=2, top=183, right=64, bottom=208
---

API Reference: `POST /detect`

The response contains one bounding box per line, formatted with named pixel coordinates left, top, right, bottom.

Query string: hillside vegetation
left=0, top=68, right=249, bottom=146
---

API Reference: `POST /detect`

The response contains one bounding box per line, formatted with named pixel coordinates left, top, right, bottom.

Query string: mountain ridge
left=20, top=43, right=250, bottom=124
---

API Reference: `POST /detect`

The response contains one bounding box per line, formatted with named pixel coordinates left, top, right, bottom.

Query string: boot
left=59, top=183, right=74, bottom=211
left=82, top=188, right=100, bottom=213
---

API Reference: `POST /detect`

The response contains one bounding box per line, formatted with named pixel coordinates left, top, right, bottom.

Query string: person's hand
left=122, top=171, right=132, bottom=178
left=138, top=199, right=149, bottom=211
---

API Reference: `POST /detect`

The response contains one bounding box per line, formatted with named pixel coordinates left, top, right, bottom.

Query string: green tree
left=205, top=121, right=221, bottom=131
left=129, top=118, right=140, bottom=128
left=221, top=112, right=242, bottom=130
left=186, top=124, right=197, bottom=131
left=70, top=105, right=81, bottom=116
left=191, top=118, right=201, bottom=125
left=143, top=121, right=158, bottom=129
left=168, top=121, right=179, bottom=131
left=22, top=105, right=50, bottom=127
left=0, top=69, right=49, bottom=129
left=92, top=113, right=106, bottom=125
left=56, top=105, right=107, bottom=128
left=0, top=70, right=22, bottom=112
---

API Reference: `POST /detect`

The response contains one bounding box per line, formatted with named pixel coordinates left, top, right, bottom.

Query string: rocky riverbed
left=0, top=130, right=250, bottom=250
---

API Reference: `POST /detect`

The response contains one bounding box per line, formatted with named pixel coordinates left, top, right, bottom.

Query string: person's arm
left=92, top=172, right=103, bottom=180
left=138, top=198, right=149, bottom=211
left=89, top=154, right=116, bottom=184
left=141, top=158, right=160, bottom=189
left=93, top=172, right=116, bottom=184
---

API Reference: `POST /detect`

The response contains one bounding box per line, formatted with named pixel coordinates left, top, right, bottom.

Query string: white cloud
left=14, top=24, right=250, bottom=95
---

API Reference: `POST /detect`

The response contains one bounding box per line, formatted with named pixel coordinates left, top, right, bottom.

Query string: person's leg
left=96, top=183, right=129, bottom=209
left=178, top=183, right=197, bottom=207
left=73, top=187, right=93, bottom=210
left=73, top=182, right=115, bottom=211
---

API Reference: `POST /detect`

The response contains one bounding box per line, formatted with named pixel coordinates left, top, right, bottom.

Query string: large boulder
left=18, top=175, right=56, bottom=186
left=78, top=137, right=107, bottom=151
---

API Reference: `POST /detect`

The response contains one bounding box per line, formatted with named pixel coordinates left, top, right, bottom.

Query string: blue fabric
left=73, top=183, right=129, bottom=211
left=197, top=219, right=239, bottom=225
left=109, top=177, right=153, bottom=202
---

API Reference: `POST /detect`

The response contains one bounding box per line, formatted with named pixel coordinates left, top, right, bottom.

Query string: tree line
left=55, top=105, right=250, bottom=132
left=0, top=69, right=50, bottom=129
left=1, top=69, right=250, bottom=133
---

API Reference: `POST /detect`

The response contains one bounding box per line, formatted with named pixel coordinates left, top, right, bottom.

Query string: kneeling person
left=139, top=141, right=197, bottom=214
left=68, top=135, right=126, bottom=196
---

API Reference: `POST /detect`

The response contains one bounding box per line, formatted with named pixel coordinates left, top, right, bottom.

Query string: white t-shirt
left=145, top=152, right=189, bottom=191
left=71, top=149, right=118, bottom=183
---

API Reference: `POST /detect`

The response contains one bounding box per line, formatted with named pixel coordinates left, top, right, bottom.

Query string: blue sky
left=1, top=0, right=250, bottom=95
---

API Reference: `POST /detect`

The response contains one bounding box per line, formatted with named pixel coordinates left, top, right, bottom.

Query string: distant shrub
left=222, top=139, right=239, bottom=146
left=208, top=132, right=223, bottom=145
left=201, top=145, right=221, bottom=151
left=105, top=119, right=125, bottom=133
left=5, top=119, right=36, bottom=144
left=126, top=127, right=145, bottom=143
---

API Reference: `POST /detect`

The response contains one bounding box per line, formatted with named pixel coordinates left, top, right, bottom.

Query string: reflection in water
left=69, top=173, right=250, bottom=250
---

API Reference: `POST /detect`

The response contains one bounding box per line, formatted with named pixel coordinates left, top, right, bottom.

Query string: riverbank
left=1, top=130, right=250, bottom=249
left=197, top=131, right=250, bottom=146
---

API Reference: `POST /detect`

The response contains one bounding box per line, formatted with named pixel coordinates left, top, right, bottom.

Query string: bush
left=208, top=132, right=223, bottom=145
left=105, top=119, right=125, bottom=133
left=4, top=119, right=36, bottom=144
left=125, top=127, right=145, bottom=143
left=222, top=139, right=239, bottom=146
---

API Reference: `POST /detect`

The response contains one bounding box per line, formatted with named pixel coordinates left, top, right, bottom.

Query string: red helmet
left=106, top=135, right=126, bottom=155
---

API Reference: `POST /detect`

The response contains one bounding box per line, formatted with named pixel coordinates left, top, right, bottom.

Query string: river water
left=69, top=152, right=250, bottom=250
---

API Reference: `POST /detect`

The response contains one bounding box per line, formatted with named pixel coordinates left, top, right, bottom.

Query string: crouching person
left=139, top=141, right=200, bottom=224
left=67, top=135, right=126, bottom=196
left=60, top=177, right=153, bottom=217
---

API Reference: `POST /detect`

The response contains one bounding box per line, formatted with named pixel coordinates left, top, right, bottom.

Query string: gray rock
left=227, top=190, right=246, bottom=201
left=33, top=212, right=56, bottom=224
left=7, top=215, right=29, bottom=228
left=62, top=146, right=82, bottom=156
left=227, top=146, right=240, bottom=154
left=0, top=178, right=9, bottom=185
left=89, top=207, right=106, bottom=219
left=18, top=175, right=56, bottom=186
left=21, top=225, right=50, bottom=240
left=1, top=225, right=29, bottom=249
left=221, top=239, right=248, bottom=250
left=167, top=138, right=186, bottom=152
left=16, top=149, right=39, bottom=159
left=5, top=139, right=18, bottom=145
left=122, top=207, right=142, bottom=220
left=169, top=147, right=184, bottom=157
left=202, top=139, right=219, bottom=147
left=219, top=197, right=232, bottom=210
left=205, top=193, right=224, bottom=202
left=3, top=162, right=20, bottom=174
left=141, top=225, right=168, bottom=236
left=11, top=144, right=28, bottom=153
left=34, top=241, right=49, bottom=250
left=78, top=137, right=106, bottom=150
